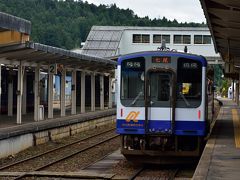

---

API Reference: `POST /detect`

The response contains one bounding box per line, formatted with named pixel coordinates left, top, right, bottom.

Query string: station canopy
left=0, top=12, right=31, bottom=35
left=200, top=0, right=240, bottom=65
left=0, top=42, right=117, bottom=73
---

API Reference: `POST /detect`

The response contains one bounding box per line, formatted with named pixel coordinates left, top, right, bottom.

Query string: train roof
left=117, top=51, right=207, bottom=67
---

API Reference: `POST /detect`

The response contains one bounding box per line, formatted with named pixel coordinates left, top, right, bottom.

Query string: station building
left=80, top=26, right=223, bottom=65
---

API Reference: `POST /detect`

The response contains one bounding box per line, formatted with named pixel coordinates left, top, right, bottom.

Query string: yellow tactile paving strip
left=232, top=109, right=240, bottom=148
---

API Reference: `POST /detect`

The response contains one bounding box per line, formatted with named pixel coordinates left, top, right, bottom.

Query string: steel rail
left=168, top=168, right=179, bottom=180
left=14, top=134, right=119, bottom=180
left=128, top=167, right=145, bottom=180
left=0, top=127, right=116, bottom=171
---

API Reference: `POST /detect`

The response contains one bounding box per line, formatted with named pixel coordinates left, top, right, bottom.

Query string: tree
left=0, top=0, right=207, bottom=49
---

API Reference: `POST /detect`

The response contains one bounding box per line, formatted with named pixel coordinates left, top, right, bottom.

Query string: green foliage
left=221, top=78, right=231, bottom=98
left=0, top=0, right=207, bottom=49
left=213, top=65, right=223, bottom=87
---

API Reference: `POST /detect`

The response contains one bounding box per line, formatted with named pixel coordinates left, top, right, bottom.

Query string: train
left=116, top=50, right=215, bottom=164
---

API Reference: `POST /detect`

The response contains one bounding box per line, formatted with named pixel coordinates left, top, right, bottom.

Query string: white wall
left=119, top=29, right=219, bottom=57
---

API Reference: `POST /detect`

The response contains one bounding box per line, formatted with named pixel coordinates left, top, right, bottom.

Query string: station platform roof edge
left=200, top=0, right=240, bottom=64
left=0, top=12, right=31, bottom=34
left=0, top=42, right=117, bottom=73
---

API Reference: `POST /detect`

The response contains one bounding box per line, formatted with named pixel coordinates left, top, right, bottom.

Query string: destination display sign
left=152, top=56, right=171, bottom=64
left=124, top=61, right=144, bottom=69
left=126, top=61, right=141, bottom=68
left=182, top=62, right=198, bottom=69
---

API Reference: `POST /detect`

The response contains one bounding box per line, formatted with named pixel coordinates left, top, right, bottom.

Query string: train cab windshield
left=176, top=58, right=202, bottom=108
left=121, top=57, right=145, bottom=107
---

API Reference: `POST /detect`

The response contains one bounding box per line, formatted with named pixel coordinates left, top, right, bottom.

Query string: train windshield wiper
left=130, top=91, right=143, bottom=105
left=179, top=92, right=190, bottom=107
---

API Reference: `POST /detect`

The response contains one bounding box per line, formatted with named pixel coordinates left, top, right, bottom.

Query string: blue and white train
left=116, top=51, right=215, bottom=164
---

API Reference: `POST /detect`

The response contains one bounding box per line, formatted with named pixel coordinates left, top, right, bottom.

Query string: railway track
left=128, top=167, right=179, bottom=180
left=0, top=128, right=119, bottom=179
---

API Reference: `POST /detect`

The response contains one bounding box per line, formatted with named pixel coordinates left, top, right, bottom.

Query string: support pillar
left=0, top=65, right=1, bottom=113
left=71, top=69, right=76, bottom=115
left=48, top=65, right=54, bottom=118
left=108, top=76, right=113, bottom=109
left=60, top=68, right=66, bottom=117
left=81, top=71, right=85, bottom=113
left=232, top=79, right=235, bottom=101
left=34, top=65, right=40, bottom=121
left=22, top=72, right=27, bottom=115
left=100, top=75, right=104, bottom=110
left=8, top=70, right=13, bottom=116
left=17, top=64, right=24, bottom=124
left=236, top=80, right=239, bottom=105
left=91, top=73, right=95, bottom=111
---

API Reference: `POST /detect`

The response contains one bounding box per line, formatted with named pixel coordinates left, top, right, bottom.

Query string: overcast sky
left=85, top=0, right=206, bottom=23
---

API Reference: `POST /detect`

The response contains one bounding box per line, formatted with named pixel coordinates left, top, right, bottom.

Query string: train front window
left=177, top=58, right=202, bottom=108
left=149, top=72, right=171, bottom=107
left=121, top=57, right=145, bottom=107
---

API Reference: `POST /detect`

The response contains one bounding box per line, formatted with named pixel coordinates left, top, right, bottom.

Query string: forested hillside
left=0, top=0, right=206, bottom=49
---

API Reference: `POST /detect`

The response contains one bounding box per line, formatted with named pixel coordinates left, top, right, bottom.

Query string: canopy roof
left=0, top=42, right=116, bottom=73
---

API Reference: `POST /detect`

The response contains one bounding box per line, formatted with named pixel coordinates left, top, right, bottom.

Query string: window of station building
left=153, top=34, right=170, bottom=44
left=133, top=34, right=141, bottom=43
left=203, top=35, right=211, bottom=44
left=194, top=35, right=212, bottom=44
left=194, top=35, right=202, bottom=44
left=142, top=34, right=150, bottom=43
left=183, top=35, right=191, bottom=44
left=132, top=34, right=150, bottom=43
left=162, top=35, right=170, bottom=43
left=153, top=34, right=161, bottom=43
left=174, top=35, right=191, bottom=44
left=174, top=35, right=182, bottom=44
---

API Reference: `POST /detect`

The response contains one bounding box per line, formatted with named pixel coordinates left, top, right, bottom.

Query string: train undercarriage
left=121, top=135, right=204, bottom=164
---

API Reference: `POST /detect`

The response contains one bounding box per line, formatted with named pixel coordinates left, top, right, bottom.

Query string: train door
left=145, top=69, right=176, bottom=134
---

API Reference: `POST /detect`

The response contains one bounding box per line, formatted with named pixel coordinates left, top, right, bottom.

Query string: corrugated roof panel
left=86, top=49, right=98, bottom=56
left=83, top=41, right=90, bottom=49
left=108, top=41, right=119, bottom=49
left=89, top=41, right=101, bottom=49
left=94, top=30, right=105, bottom=40
left=111, top=31, right=123, bottom=41
left=82, top=27, right=125, bottom=57
left=95, top=50, right=106, bottom=57
left=87, top=30, right=96, bottom=40
left=105, top=50, right=115, bottom=57
left=101, top=31, right=114, bottom=41
left=99, top=41, right=110, bottom=49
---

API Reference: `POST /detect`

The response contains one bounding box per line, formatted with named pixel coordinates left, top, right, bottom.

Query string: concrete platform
left=193, top=99, right=240, bottom=180
left=0, top=109, right=115, bottom=140
left=0, top=109, right=116, bottom=159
